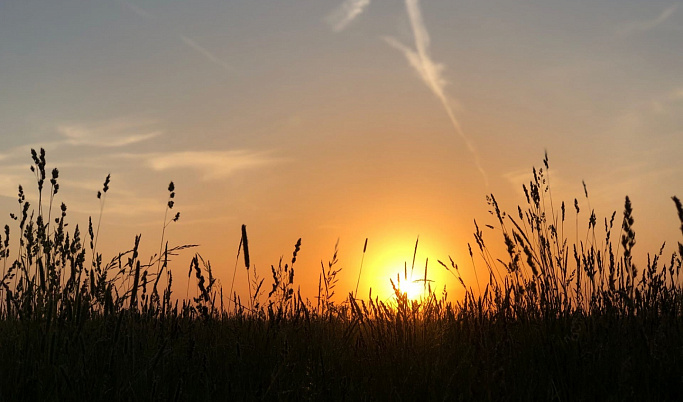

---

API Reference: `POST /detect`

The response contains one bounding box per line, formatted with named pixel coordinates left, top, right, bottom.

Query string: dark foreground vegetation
left=0, top=149, right=681, bottom=401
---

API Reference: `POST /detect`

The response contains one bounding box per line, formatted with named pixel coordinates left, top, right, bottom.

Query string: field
left=0, top=149, right=681, bottom=400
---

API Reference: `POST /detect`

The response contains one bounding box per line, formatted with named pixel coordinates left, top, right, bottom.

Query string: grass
left=0, top=148, right=681, bottom=400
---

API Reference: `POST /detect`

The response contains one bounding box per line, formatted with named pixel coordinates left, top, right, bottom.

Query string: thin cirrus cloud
left=669, top=88, right=683, bottom=101
left=0, top=141, right=63, bottom=162
left=179, top=35, right=231, bottom=70
left=144, top=150, right=282, bottom=181
left=119, top=0, right=155, bottom=19
left=649, top=87, right=683, bottom=114
left=0, top=170, right=25, bottom=200
left=326, top=0, right=371, bottom=32
left=57, top=119, right=162, bottom=148
left=616, top=4, right=678, bottom=36
left=383, top=0, right=489, bottom=187
left=121, top=0, right=230, bottom=71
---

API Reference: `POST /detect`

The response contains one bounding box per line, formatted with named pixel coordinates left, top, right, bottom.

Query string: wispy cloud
left=120, top=0, right=155, bottom=19
left=326, top=0, right=371, bottom=32
left=649, top=86, right=683, bottom=114
left=179, top=35, right=231, bottom=70
left=92, top=196, right=165, bottom=220
left=503, top=166, right=568, bottom=198
left=583, top=160, right=680, bottom=207
left=120, top=1, right=230, bottom=71
left=669, top=87, right=683, bottom=101
left=143, top=150, right=282, bottom=181
left=385, top=0, right=488, bottom=186
left=57, top=118, right=162, bottom=148
left=0, top=170, right=25, bottom=200
left=617, top=4, right=678, bottom=36
left=0, top=141, right=64, bottom=162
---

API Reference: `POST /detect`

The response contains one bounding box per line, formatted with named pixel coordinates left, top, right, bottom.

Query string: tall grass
left=0, top=148, right=681, bottom=400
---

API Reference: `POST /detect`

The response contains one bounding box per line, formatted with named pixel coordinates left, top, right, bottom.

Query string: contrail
left=326, top=0, right=371, bottom=32
left=120, top=0, right=155, bottom=19
left=617, top=4, right=678, bottom=36
left=180, top=35, right=230, bottom=70
left=120, top=0, right=230, bottom=71
left=386, top=0, right=488, bottom=186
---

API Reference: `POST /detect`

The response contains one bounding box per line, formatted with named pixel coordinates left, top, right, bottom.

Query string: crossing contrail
left=385, top=0, right=488, bottom=186
left=326, top=0, right=371, bottom=32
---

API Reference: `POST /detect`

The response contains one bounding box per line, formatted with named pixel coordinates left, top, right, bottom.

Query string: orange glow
left=397, top=278, right=426, bottom=300
left=357, top=233, right=447, bottom=302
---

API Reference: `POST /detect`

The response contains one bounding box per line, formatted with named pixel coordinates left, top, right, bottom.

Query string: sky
left=1, top=0, right=681, bottom=303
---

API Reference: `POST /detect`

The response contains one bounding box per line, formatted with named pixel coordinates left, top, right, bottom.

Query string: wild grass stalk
left=354, top=237, right=367, bottom=298
left=241, top=224, right=253, bottom=310
left=90, top=174, right=110, bottom=267
left=0, top=149, right=680, bottom=400
left=228, top=231, right=242, bottom=311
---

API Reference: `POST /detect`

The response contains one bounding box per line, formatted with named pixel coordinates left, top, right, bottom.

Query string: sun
left=359, top=233, right=453, bottom=302
left=398, top=279, right=426, bottom=301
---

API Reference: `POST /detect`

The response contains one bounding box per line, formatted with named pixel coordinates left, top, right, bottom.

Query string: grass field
left=0, top=149, right=681, bottom=400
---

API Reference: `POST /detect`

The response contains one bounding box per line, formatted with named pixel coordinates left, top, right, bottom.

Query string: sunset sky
left=1, top=0, right=681, bottom=302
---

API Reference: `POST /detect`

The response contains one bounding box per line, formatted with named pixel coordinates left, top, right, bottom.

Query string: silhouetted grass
left=0, top=148, right=681, bottom=400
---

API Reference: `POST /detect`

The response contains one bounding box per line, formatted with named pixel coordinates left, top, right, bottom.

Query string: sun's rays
left=397, top=277, right=428, bottom=300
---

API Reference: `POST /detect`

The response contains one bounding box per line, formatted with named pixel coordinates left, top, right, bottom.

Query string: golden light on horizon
left=396, top=277, right=427, bottom=301
left=365, top=253, right=436, bottom=302
left=350, top=228, right=470, bottom=303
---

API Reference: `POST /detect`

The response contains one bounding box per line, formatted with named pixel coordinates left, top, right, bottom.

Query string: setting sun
left=1, top=0, right=681, bottom=399
left=397, top=278, right=427, bottom=300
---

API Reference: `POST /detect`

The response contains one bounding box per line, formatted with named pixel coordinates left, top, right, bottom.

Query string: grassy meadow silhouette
left=0, top=148, right=681, bottom=400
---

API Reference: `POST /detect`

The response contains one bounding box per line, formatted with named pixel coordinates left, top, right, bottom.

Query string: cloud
left=385, top=0, right=488, bottom=186
left=179, top=35, right=230, bottom=70
left=120, top=0, right=155, bottom=19
left=0, top=171, right=25, bottom=200
left=326, top=0, right=371, bottom=32
left=584, top=160, right=680, bottom=207
left=502, top=166, right=568, bottom=198
left=92, top=196, right=165, bottom=220
left=144, top=150, right=281, bottom=180
left=120, top=1, right=230, bottom=71
left=649, top=87, right=683, bottom=114
left=669, top=87, right=683, bottom=101
left=0, top=141, right=64, bottom=163
left=617, top=4, right=678, bottom=36
left=57, top=119, right=162, bottom=148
